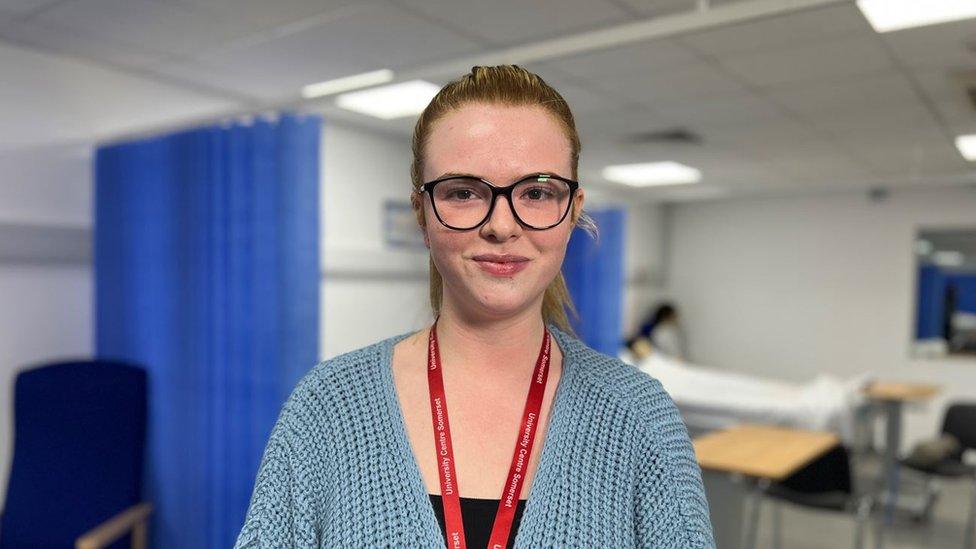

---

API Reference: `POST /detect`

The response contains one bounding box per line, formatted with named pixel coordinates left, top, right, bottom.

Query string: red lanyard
left=427, top=321, right=552, bottom=549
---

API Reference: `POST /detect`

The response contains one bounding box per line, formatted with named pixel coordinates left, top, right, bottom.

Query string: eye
left=448, top=189, right=474, bottom=200
left=521, top=186, right=556, bottom=200
left=435, top=180, right=490, bottom=202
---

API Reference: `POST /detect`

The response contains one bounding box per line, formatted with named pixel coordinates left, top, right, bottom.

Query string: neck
left=433, top=296, right=548, bottom=378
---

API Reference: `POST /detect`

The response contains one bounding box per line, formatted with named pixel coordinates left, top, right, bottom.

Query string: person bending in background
left=627, top=302, right=688, bottom=361
left=234, top=66, right=714, bottom=549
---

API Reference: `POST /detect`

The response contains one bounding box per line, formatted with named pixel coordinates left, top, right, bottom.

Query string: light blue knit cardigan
left=234, top=325, right=715, bottom=548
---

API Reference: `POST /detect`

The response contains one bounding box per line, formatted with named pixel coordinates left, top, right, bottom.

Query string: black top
left=428, top=494, right=527, bottom=549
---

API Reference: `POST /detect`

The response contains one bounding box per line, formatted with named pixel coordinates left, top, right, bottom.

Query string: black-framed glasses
left=417, top=173, right=580, bottom=231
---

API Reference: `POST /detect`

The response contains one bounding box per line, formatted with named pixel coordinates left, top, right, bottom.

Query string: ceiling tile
left=702, top=115, right=826, bottom=152
left=880, top=17, right=976, bottom=72
left=612, top=0, right=738, bottom=18
left=679, top=4, right=869, bottom=57
left=544, top=80, right=625, bottom=115
left=575, top=106, right=678, bottom=142
left=391, top=0, right=631, bottom=47
left=912, top=69, right=966, bottom=103
left=0, top=0, right=62, bottom=16
left=588, top=59, right=749, bottom=105
left=156, top=0, right=360, bottom=30
left=734, top=137, right=843, bottom=164
left=522, top=64, right=627, bottom=114
left=765, top=71, right=920, bottom=121
left=717, top=35, right=894, bottom=89
left=649, top=90, right=785, bottom=128
left=32, top=0, right=255, bottom=57
left=148, top=58, right=329, bottom=101
left=195, top=2, right=482, bottom=81
left=848, top=141, right=970, bottom=179
left=157, top=2, right=483, bottom=101
left=764, top=150, right=872, bottom=185
left=805, top=102, right=941, bottom=140
left=543, top=38, right=701, bottom=82
left=934, top=98, right=976, bottom=134
left=0, top=16, right=167, bottom=68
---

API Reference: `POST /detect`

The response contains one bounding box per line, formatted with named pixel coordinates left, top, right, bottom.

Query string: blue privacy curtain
left=94, top=114, right=320, bottom=549
left=563, top=208, right=625, bottom=355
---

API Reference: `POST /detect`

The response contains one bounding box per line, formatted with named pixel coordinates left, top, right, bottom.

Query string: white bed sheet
left=622, top=351, right=871, bottom=444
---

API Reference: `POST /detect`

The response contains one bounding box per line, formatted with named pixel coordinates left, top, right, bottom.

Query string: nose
left=480, top=194, right=521, bottom=241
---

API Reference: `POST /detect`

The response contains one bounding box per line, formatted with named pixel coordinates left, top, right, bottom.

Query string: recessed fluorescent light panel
left=933, top=250, right=965, bottom=267
left=335, top=80, right=440, bottom=120
left=956, top=134, right=976, bottom=161
left=602, top=161, right=701, bottom=187
left=914, top=239, right=933, bottom=256
left=302, top=69, right=394, bottom=99
left=857, top=0, right=976, bottom=32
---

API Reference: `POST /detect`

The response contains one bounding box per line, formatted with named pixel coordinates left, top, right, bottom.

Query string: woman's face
left=420, top=102, right=585, bottom=321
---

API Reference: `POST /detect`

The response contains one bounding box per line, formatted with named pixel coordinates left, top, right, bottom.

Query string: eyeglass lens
left=431, top=176, right=572, bottom=229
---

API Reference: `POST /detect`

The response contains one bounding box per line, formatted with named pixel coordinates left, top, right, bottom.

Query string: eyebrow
left=433, top=171, right=568, bottom=181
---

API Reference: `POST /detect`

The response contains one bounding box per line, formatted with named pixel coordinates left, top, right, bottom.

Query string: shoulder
left=273, top=332, right=415, bottom=433
left=550, top=327, right=715, bottom=546
left=551, top=325, right=683, bottom=432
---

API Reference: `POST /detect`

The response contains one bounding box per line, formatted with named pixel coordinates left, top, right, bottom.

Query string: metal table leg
left=743, top=478, right=770, bottom=549
left=881, top=400, right=903, bottom=526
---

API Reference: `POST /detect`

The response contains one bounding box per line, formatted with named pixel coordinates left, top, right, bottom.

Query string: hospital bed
left=621, top=350, right=874, bottom=446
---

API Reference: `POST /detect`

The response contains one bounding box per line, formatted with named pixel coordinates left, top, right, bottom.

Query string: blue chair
left=0, top=360, right=152, bottom=549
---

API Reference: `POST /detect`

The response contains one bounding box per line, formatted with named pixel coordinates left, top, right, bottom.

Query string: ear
left=411, top=191, right=430, bottom=248
left=572, top=188, right=586, bottom=223
left=569, top=188, right=586, bottom=229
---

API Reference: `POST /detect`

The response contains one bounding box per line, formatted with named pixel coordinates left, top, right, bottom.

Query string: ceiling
left=1, top=0, right=975, bottom=202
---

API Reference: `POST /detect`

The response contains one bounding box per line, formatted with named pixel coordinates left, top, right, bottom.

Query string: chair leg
left=964, top=477, right=976, bottom=549
left=132, top=520, right=147, bottom=549
left=772, top=500, right=783, bottom=549
left=854, top=496, right=872, bottom=549
left=874, top=502, right=886, bottom=549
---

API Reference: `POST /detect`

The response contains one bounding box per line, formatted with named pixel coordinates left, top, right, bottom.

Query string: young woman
left=235, top=65, right=715, bottom=548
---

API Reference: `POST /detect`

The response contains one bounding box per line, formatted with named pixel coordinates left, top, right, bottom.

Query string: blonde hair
left=410, top=65, right=597, bottom=334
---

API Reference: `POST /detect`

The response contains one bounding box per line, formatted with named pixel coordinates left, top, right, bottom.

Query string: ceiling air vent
left=951, top=69, right=976, bottom=111
left=624, top=127, right=702, bottom=145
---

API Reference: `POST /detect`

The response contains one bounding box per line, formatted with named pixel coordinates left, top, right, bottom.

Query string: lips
left=472, top=254, right=529, bottom=263
left=472, top=254, right=530, bottom=276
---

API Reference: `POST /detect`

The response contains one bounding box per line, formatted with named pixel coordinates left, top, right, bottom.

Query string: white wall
left=319, top=122, right=431, bottom=359
left=667, top=185, right=976, bottom=450
left=622, top=202, right=669, bottom=337
left=0, top=41, right=235, bottom=154
left=0, top=145, right=94, bottom=505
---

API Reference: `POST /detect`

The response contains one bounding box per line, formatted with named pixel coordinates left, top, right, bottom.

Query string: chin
left=470, top=290, right=541, bottom=319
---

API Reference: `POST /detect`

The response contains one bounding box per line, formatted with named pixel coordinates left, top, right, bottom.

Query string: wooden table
left=862, top=381, right=939, bottom=533
left=695, top=423, right=839, bottom=481
left=694, top=424, right=840, bottom=548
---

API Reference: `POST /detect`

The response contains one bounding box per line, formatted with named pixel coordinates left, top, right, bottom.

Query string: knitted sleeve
left=633, top=385, right=716, bottom=549
left=234, top=374, right=327, bottom=549
left=233, top=422, right=297, bottom=549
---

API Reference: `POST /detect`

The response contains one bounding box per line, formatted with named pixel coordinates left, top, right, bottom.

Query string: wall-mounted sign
left=383, top=200, right=426, bottom=250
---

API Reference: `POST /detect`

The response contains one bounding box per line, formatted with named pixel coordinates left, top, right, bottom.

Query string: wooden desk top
left=693, top=424, right=839, bottom=481
left=862, top=381, right=939, bottom=402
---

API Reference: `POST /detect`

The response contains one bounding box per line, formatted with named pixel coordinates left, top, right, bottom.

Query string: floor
left=751, top=451, right=974, bottom=549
